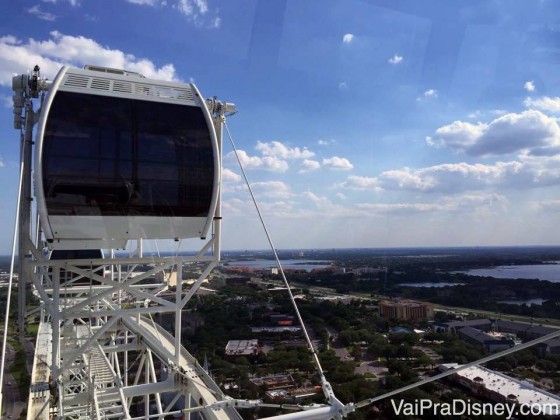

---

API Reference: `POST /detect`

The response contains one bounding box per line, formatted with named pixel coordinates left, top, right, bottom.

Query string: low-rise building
left=249, top=374, right=297, bottom=392
left=379, top=299, right=434, bottom=321
left=457, top=327, right=514, bottom=353
left=441, top=363, right=560, bottom=415
left=224, top=339, right=260, bottom=358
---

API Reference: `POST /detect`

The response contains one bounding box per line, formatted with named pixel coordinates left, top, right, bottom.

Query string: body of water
left=460, top=264, right=560, bottom=282
left=224, top=259, right=332, bottom=272
left=497, top=298, right=547, bottom=306
left=398, top=282, right=465, bottom=288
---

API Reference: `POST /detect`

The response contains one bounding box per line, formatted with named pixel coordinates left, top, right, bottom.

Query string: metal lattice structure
left=12, top=65, right=244, bottom=419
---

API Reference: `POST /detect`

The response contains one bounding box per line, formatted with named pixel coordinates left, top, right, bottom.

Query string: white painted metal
left=14, top=65, right=245, bottom=419
left=33, top=66, right=220, bottom=250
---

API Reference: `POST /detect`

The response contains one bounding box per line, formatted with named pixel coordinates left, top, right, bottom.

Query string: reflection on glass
left=43, top=91, right=214, bottom=217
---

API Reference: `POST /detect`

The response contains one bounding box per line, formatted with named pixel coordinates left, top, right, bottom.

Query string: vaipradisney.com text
left=391, top=399, right=559, bottom=419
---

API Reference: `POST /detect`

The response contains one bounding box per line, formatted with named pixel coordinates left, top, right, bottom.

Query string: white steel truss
left=13, top=67, right=245, bottom=419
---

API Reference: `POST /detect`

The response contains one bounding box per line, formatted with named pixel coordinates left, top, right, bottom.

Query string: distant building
left=251, top=326, right=302, bottom=334
left=270, top=314, right=295, bottom=326
left=434, top=319, right=493, bottom=333
left=441, top=363, right=560, bottom=414
left=225, top=339, right=260, bottom=358
left=494, top=319, right=557, bottom=339
left=537, top=338, right=560, bottom=356
left=457, top=326, right=514, bottom=353
left=249, top=374, right=296, bottom=392
left=379, top=299, right=434, bottom=321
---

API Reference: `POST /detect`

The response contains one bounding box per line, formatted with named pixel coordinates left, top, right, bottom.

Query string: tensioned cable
left=0, top=123, right=27, bottom=416
left=225, top=121, right=560, bottom=418
left=224, top=122, right=329, bottom=389
left=354, top=326, right=560, bottom=409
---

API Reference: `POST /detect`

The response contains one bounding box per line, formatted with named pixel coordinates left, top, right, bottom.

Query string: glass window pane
left=43, top=90, right=214, bottom=218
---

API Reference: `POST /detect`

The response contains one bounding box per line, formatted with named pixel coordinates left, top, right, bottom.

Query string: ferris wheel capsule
left=34, top=65, right=220, bottom=250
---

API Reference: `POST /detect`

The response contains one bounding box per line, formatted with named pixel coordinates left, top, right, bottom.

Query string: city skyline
left=1, top=1, right=560, bottom=254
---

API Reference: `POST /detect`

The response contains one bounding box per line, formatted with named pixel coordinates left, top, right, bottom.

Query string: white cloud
left=42, top=0, right=80, bottom=5
left=524, top=81, right=535, bottom=92
left=417, top=89, right=438, bottom=102
left=27, top=5, right=57, bottom=21
left=533, top=199, right=560, bottom=212
left=251, top=181, right=292, bottom=198
left=427, top=110, right=560, bottom=157
left=226, top=150, right=288, bottom=172
left=322, top=156, right=353, bottom=170
left=343, top=158, right=560, bottom=195
left=0, top=157, right=4, bottom=168
left=342, top=33, right=354, bottom=44
left=356, top=193, right=506, bottom=216
left=468, top=109, right=507, bottom=119
left=524, top=96, right=560, bottom=113
left=255, top=140, right=314, bottom=159
left=317, top=139, right=335, bottom=146
left=302, top=191, right=335, bottom=210
left=2, top=94, right=12, bottom=109
left=222, top=168, right=241, bottom=182
left=126, top=0, right=161, bottom=4
left=0, top=31, right=179, bottom=86
left=299, top=159, right=320, bottom=173
left=388, top=54, right=403, bottom=64
left=125, top=0, right=219, bottom=28
left=343, top=175, right=381, bottom=191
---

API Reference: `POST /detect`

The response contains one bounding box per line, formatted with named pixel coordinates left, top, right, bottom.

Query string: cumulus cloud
left=427, top=110, right=560, bottom=157
left=222, top=168, right=241, bottom=182
left=127, top=0, right=219, bottom=27
left=342, top=33, right=354, bottom=44
left=388, top=54, right=403, bottom=64
left=417, top=89, right=438, bottom=102
left=299, top=159, right=320, bottom=173
left=251, top=181, right=292, bottom=198
left=343, top=158, right=560, bottom=195
left=226, top=150, right=288, bottom=172
left=343, top=175, right=381, bottom=191
left=0, top=31, right=179, bottom=86
left=302, top=191, right=336, bottom=210
left=468, top=109, right=507, bottom=120
left=322, top=156, right=353, bottom=170
left=524, top=96, right=560, bottom=113
left=255, top=140, right=314, bottom=159
left=27, top=5, right=57, bottom=21
left=524, top=81, right=535, bottom=92
left=356, top=193, right=506, bottom=215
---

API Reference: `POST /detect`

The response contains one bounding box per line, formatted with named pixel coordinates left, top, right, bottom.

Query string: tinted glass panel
left=43, top=91, right=214, bottom=217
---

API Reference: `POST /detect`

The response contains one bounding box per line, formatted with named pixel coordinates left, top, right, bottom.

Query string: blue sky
left=1, top=0, right=560, bottom=253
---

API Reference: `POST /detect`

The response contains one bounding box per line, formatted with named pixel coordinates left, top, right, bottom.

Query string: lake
left=398, top=282, right=465, bottom=288
left=497, top=298, right=547, bottom=306
left=224, top=259, right=332, bottom=272
left=460, top=264, right=560, bottom=283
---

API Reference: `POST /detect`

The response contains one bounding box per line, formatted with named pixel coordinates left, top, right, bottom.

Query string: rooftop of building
left=442, top=363, right=560, bottom=413
left=224, top=339, right=259, bottom=356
